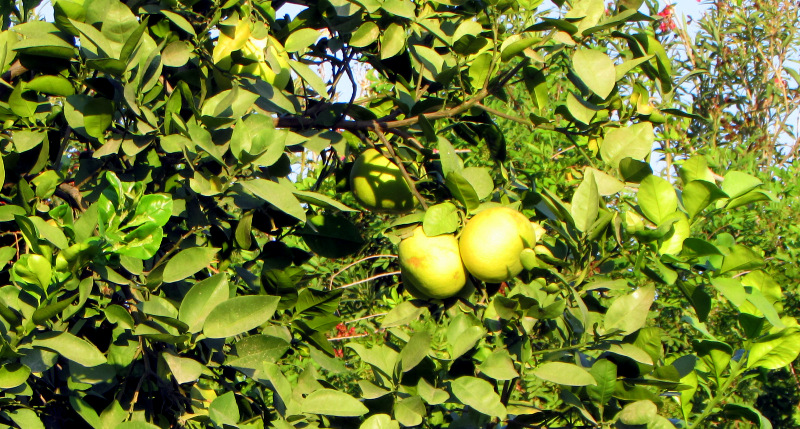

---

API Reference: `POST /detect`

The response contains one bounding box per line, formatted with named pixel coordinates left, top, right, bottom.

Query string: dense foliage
left=0, top=0, right=798, bottom=428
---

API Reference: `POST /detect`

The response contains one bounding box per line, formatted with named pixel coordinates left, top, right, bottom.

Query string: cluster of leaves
left=0, top=0, right=797, bottom=428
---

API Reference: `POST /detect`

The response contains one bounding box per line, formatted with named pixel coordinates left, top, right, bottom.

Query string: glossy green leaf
left=422, top=202, right=459, bottom=236
left=683, top=180, right=728, bottom=218
left=300, top=389, right=369, bottom=416
left=32, top=332, right=106, bottom=367
left=571, top=169, right=599, bottom=232
left=638, top=175, right=678, bottom=225
left=450, top=376, right=507, bottom=418
left=747, top=329, right=800, bottom=370
left=573, top=49, right=616, bottom=98
left=600, top=122, right=654, bottom=168
left=203, top=295, right=280, bottom=339
left=533, top=362, right=596, bottom=386
left=240, top=179, right=306, bottom=222
left=163, top=352, right=204, bottom=384
left=604, top=284, right=655, bottom=335
left=619, top=400, right=657, bottom=425
left=722, top=171, right=762, bottom=199
left=162, top=247, right=219, bottom=283
left=209, top=391, right=239, bottom=426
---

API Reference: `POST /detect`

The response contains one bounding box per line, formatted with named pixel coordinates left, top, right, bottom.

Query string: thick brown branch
left=55, top=182, right=87, bottom=212
left=273, top=61, right=528, bottom=132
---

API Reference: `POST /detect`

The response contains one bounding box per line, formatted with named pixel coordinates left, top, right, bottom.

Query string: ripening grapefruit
left=459, top=206, right=537, bottom=283
left=350, top=149, right=417, bottom=213
left=399, top=226, right=467, bottom=299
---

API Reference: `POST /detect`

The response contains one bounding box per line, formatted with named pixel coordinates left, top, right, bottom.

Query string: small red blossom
left=657, top=4, right=677, bottom=32
left=333, top=348, right=344, bottom=358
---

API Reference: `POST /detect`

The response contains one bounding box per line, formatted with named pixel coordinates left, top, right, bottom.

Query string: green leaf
left=748, top=329, right=800, bottom=370
left=722, top=404, right=774, bottom=429
left=619, top=157, right=653, bottom=183
left=129, top=194, right=173, bottom=227
left=163, top=352, right=204, bottom=384
left=381, top=301, right=428, bottom=328
left=571, top=169, right=599, bottom=232
left=161, top=247, right=218, bottom=283
left=351, top=22, right=380, bottom=47
left=573, top=49, right=616, bottom=98
left=381, top=23, right=406, bottom=59
left=532, top=362, right=597, bottom=386
left=619, top=400, right=657, bottom=425
left=720, top=245, right=765, bottom=274
left=360, top=414, right=399, bottom=429
left=32, top=332, right=106, bottom=367
left=604, top=284, right=655, bottom=335
left=726, top=189, right=774, bottom=210
left=638, top=175, right=678, bottom=225
left=178, top=273, right=230, bottom=333
left=445, top=172, right=480, bottom=212
left=399, top=332, right=431, bottom=372
left=478, top=349, right=519, bottom=380
left=600, top=122, right=654, bottom=168
left=299, top=213, right=364, bottom=259
left=586, top=167, right=624, bottom=195
left=285, top=28, right=320, bottom=53
left=13, top=254, right=52, bottom=290
left=240, top=179, right=306, bottom=222
left=417, top=378, right=449, bottom=405
left=26, top=75, right=74, bottom=96
left=32, top=293, right=77, bottom=325
left=226, top=335, right=290, bottom=374
left=0, top=362, right=31, bottom=389
left=6, top=409, right=44, bottom=429
left=450, top=376, right=507, bottom=418
left=721, top=171, right=762, bottom=199
left=682, top=180, right=728, bottom=219
left=300, top=389, right=369, bottom=416
left=679, top=156, right=715, bottom=184
left=422, top=202, right=460, bottom=236
left=288, top=59, right=329, bottom=98
left=394, top=395, right=425, bottom=426
left=203, top=295, right=280, bottom=339
left=209, top=391, right=239, bottom=426
left=586, top=359, right=616, bottom=404
left=461, top=166, right=494, bottom=200
left=565, top=92, right=598, bottom=125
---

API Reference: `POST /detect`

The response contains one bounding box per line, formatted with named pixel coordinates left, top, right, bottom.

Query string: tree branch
left=273, top=60, right=528, bottom=132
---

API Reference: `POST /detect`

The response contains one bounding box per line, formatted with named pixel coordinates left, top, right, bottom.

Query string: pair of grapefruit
left=350, top=149, right=537, bottom=300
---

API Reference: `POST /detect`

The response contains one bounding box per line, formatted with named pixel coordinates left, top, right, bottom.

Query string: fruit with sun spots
left=398, top=226, right=466, bottom=299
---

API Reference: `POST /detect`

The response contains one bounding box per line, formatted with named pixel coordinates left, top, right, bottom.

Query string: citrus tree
left=0, top=0, right=796, bottom=428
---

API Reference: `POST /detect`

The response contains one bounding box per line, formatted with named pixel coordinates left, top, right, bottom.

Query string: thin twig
left=336, top=271, right=402, bottom=289
left=372, top=123, right=429, bottom=210
left=345, top=312, right=388, bottom=324
left=328, top=254, right=397, bottom=289
left=476, top=102, right=536, bottom=127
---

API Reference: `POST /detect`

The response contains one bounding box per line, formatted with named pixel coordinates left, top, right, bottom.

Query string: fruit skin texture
left=459, top=206, right=537, bottom=283
left=350, top=149, right=417, bottom=213
left=399, top=227, right=467, bottom=300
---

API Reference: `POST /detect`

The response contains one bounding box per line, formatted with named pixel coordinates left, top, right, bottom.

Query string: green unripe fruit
left=350, top=149, right=417, bottom=213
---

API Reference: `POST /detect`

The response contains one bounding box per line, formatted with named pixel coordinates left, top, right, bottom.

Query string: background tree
left=0, top=0, right=796, bottom=428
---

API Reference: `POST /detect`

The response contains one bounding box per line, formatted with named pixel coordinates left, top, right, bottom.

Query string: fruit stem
left=372, top=123, right=429, bottom=210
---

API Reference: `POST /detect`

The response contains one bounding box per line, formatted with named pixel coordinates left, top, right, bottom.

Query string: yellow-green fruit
left=459, top=206, right=536, bottom=283
left=350, top=149, right=417, bottom=213
left=399, top=227, right=466, bottom=300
